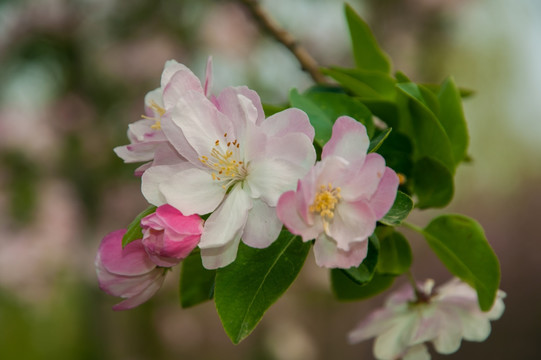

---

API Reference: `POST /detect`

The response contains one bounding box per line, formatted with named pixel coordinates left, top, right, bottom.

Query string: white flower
left=348, top=278, right=506, bottom=360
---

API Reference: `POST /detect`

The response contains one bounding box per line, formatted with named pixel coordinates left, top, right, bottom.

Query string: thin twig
left=239, top=0, right=328, bottom=84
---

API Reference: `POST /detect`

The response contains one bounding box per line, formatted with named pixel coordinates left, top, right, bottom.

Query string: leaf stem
left=238, top=0, right=328, bottom=84
left=405, top=270, right=430, bottom=304
left=401, top=221, right=424, bottom=234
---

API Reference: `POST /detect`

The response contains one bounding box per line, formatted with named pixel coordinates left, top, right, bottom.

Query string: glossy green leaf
left=397, top=83, right=455, bottom=173
left=331, top=271, right=395, bottom=301
left=214, top=230, right=310, bottom=344
left=413, top=157, right=454, bottom=209
left=122, top=205, right=156, bottom=247
left=380, top=191, right=413, bottom=226
left=322, top=67, right=396, bottom=100
left=376, top=229, right=412, bottom=275
left=302, top=90, right=374, bottom=136
left=376, top=131, right=414, bottom=179
left=179, top=252, right=216, bottom=308
left=362, top=100, right=399, bottom=129
left=345, top=4, right=391, bottom=73
left=341, top=234, right=379, bottom=285
left=438, top=77, right=470, bottom=165
left=289, top=88, right=333, bottom=147
left=368, top=128, right=392, bottom=153
left=422, top=215, right=500, bottom=311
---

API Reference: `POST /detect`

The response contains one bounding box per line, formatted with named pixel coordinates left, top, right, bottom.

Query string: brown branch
left=239, top=0, right=328, bottom=84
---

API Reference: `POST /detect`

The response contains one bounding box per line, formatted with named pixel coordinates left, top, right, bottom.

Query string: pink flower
left=348, top=278, right=506, bottom=360
left=141, top=204, right=203, bottom=267
left=142, top=80, right=316, bottom=269
left=95, top=229, right=166, bottom=311
left=114, top=58, right=214, bottom=175
left=277, top=116, right=398, bottom=268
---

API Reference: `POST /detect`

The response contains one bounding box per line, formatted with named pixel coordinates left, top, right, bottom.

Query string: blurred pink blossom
left=277, top=116, right=398, bottom=268
left=141, top=204, right=203, bottom=267
left=348, top=278, right=506, bottom=360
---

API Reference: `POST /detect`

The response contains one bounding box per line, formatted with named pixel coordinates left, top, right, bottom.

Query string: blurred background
left=0, top=0, right=539, bottom=359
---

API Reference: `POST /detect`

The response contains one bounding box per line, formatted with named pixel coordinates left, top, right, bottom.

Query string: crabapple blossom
left=114, top=58, right=214, bottom=175
left=142, top=80, right=316, bottom=269
left=95, top=229, right=167, bottom=311
left=276, top=116, right=398, bottom=268
left=348, top=278, right=506, bottom=360
left=141, top=204, right=203, bottom=267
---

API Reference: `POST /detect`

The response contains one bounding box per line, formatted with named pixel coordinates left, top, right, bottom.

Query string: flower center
left=199, top=133, right=247, bottom=190
left=309, top=183, right=341, bottom=233
left=141, top=100, right=166, bottom=130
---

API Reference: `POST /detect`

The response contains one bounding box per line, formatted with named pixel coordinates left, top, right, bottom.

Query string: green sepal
left=122, top=205, right=156, bottom=247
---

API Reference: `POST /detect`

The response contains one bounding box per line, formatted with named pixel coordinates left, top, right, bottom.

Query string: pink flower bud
left=95, top=229, right=166, bottom=311
left=140, top=204, right=203, bottom=267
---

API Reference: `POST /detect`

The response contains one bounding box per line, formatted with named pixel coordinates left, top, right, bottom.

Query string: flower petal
left=242, top=199, right=282, bottom=248
left=156, top=204, right=204, bottom=235
left=367, top=167, right=399, bottom=219
left=341, top=153, right=387, bottom=201
left=261, top=108, right=315, bottom=141
left=200, top=231, right=242, bottom=269
left=313, top=233, right=369, bottom=269
left=328, top=200, right=376, bottom=251
left=403, top=344, right=430, bottom=360
left=204, top=56, right=213, bottom=97
left=199, top=184, right=252, bottom=249
left=277, top=190, right=321, bottom=242
left=322, top=116, right=369, bottom=165
left=98, top=230, right=156, bottom=276
left=158, top=167, right=225, bottom=215
left=112, top=270, right=166, bottom=311
left=215, top=86, right=265, bottom=125
left=141, top=163, right=193, bottom=206
left=161, top=63, right=203, bottom=109
left=373, top=312, right=417, bottom=360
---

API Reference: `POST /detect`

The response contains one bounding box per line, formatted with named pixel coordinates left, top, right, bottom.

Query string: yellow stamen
left=309, top=183, right=342, bottom=234
left=141, top=100, right=166, bottom=130
left=199, top=134, right=247, bottom=190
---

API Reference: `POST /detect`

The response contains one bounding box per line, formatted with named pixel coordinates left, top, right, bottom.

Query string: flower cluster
left=348, top=278, right=506, bottom=360
left=96, top=59, right=398, bottom=308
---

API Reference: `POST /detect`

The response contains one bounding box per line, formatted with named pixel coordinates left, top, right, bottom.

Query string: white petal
left=142, top=163, right=192, bottom=206
left=322, top=116, right=369, bottom=165
left=313, top=233, right=368, bottom=269
left=431, top=307, right=464, bottom=354
left=261, top=108, right=315, bottom=141
left=373, top=313, right=418, bottom=360
left=242, top=199, right=282, bottom=248
left=199, top=185, right=252, bottom=249
left=403, top=344, right=431, bottom=360
left=200, top=232, right=242, bottom=270
left=159, top=167, right=225, bottom=215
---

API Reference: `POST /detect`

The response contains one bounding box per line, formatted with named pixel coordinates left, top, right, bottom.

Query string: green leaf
left=341, top=234, right=379, bottom=285
left=179, top=251, right=216, bottom=308
left=122, top=205, right=156, bottom=247
left=422, top=215, right=500, bottom=311
left=331, top=271, right=395, bottom=301
left=368, top=128, right=392, bottom=153
left=376, top=229, right=412, bottom=275
left=345, top=4, right=391, bottom=73
left=412, top=157, right=454, bottom=209
left=322, top=67, right=396, bottom=101
left=437, top=77, right=470, bottom=165
left=376, top=131, right=414, bottom=179
left=361, top=100, right=399, bottom=129
left=421, top=83, right=475, bottom=98
left=289, top=88, right=333, bottom=147
left=397, top=83, right=455, bottom=173
left=214, top=230, right=310, bottom=344
left=380, top=191, right=413, bottom=226
left=302, top=90, right=374, bottom=136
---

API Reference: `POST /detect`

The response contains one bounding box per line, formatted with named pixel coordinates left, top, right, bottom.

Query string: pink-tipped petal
left=215, top=86, right=265, bottom=125
left=155, top=204, right=204, bottom=235
left=242, top=199, right=282, bottom=248
left=112, top=269, right=166, bottom=311
left=328, top=201, right=376, bottom=251
left=322, top=116, right=369, bottom=165
left=341, top=153, right=387, bottom=201
left=261, top=108, right=315, bottom=141
left=313, top=233, right=369, bottom=268
left=204, top=56, right=213, bottom=97
left=98, top=230, right=156, bottom=276
left=277, top=190, right=321, bottom=242
left=368, top=167, right=399, bottom=219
